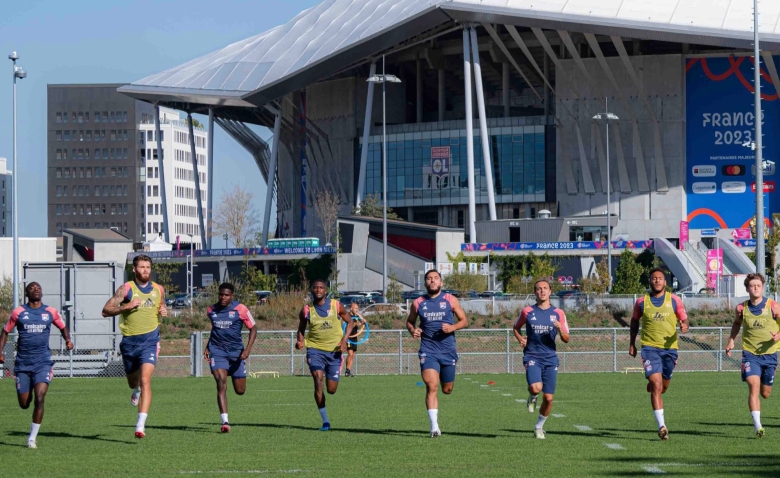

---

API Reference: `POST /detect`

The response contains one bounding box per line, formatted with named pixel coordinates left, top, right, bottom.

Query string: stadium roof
left=119, top=0, right=780, bottom=110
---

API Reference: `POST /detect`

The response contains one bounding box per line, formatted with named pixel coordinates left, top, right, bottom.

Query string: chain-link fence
left=0, top=328, right=744, bottom=379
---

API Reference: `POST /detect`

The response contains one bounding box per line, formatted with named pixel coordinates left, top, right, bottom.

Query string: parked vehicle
left=401, top=290, right=427, bottom=301
left=338, top=295, right=374, bottom=308
left=254, top=290, right=272, bottom=304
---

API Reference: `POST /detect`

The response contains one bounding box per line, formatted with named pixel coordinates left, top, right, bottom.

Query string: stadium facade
left=116, top=0, right=780, bottom=287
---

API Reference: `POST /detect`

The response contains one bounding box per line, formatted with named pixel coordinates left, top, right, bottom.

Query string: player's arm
left=157, top=285, right=168, bottom=318
left=0, top=309, right=19, bottom=363
left=239, top=305, right=258, bottom=360
left=336, top=302, right=352, bottom=353
left=628, top=300, right=642, bottom=357
left=51, top=309, right=74, bottom=351
left=553, top=310, right=570, bottom=343
left=406, top=301, right=421, bottom=338
left=771, top=301, right=780, bottom=342
left=295, top=307, right=307, bottom=350
left=673, top=295, right=689, bottom=333
left=513, top=309, right=528, bottom=347
left=102, top=284, right=138, bottom=317
left=726, top=305, right=743, bottom=357
left=442, top=296, right=468, bottom=333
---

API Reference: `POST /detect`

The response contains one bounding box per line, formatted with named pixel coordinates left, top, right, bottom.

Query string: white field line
left=502, top=393, right=512, bottom=396
left=641, top=466, right=665, bottom=474
left=551, top=414, right=565, bottom=418
left=574, top=425, right=593, bottom=431
left=604, top=443, right=625, bottom=450
left=178, top=470, right=310, bottom=475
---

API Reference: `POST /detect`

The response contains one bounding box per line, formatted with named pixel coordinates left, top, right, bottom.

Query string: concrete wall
left=0, top=238, right=58, bottom=279
left=555, top=54, right=685, bottom=240
left=435, top=230, right=465, bottom=264
left=94, top=242, right=134, bottom=266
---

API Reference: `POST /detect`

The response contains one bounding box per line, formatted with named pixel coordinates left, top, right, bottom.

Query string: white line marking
left=480, top=385, right=488, bottom=388
left=551, top=414, right=565, bottom=418
left=502, top=393, right=512, bottom=396
left=490, top=389, right=499, bottom=392
left=178, top=470, right=310, bottom=475
left=604, top=443, right=625, bottom=450
left=641, top=466, right=666, bottom=474
left=516, top=399, right=525, bottom=403
left=574, top=425, right=593, bottom=431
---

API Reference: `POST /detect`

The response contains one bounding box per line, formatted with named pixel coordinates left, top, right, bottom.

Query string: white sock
left=318, top=407, right=329, bottom=424
left=133, top=387, right=141, bottom=396
left=752, top=411, right=762, bottom=432
left=653, top=409, right=665, bottom=429
left=29, top=423, right=41, bottom=442
left=535, top=414, right=548, bottom=430
left=136, top=412, right=148, bottom=430
left=530, top=394, right=538, bottom=401
left=428, top=409, right=439, bottom=431
left=220, top=413, right=229, bottom=424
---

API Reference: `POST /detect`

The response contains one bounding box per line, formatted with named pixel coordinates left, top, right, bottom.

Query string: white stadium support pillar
left=262, top=109, right=282, bottom=248
left=154, top=105, right=171, bottom=244
left=356, top=62, right=376, bottom=209
left=463, top=28, right=477, bottom=243
left=187, top=112, right=208, bottom=247
left=207, top=108, right=215, bottom=249
left=470, top=26, right=497, bottom=221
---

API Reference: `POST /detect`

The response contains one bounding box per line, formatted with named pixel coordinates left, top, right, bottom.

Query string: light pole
left=367, top=55, right=401, bottom=295
left=593, top=99, right=619, bottom=290
left=714, top=227, right=721, bottom=298
left=753, top=0, right=766, bottom=275
left=184, top=233, right=196, bottom=316
left=9, top=51, right=26, bottom=308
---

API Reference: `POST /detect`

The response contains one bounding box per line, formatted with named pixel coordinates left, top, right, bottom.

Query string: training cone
left=488, top=381, right=495, bottom=385
left=416, top=382, right=424, bottom=386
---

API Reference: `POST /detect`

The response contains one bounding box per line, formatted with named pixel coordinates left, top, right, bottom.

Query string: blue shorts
left=419, top=350, right=458, bottom=384
left=120, top=329, right=160, bottom=375
left=209, top=352, right=247, bottom=379
left=15, top=362, right=54, bottom=394
left=524, top=356, right=559, bottom=394
left=641, top=346, right=678, bottom=380
left=306, top=348, right=343, bottom=382
left=742, top=351, right=778, bottom=386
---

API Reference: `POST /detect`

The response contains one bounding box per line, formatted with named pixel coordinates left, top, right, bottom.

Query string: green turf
left=1, top=372, right=779, bottom=477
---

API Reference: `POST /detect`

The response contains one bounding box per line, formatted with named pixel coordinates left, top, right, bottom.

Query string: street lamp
left=367, top=55, right=402, bottom=296
left=184, top=233, right=196, bottom=316
left=9, top=51, right=26, bottom=308
left=593, top=99, right=619, bottom=290
left=753, top=0, right=766, bottom=275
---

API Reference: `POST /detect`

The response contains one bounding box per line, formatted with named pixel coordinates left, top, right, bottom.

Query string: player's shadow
left=242, top=422, right=501, bottom=439
left=597, top=427, right=729, bottom=438
left=501, top=428, right=621, bottom=439
left=114, top=424, right=210, bottom=434
left=7, top=431, right=134, bottom=444
left=696, top=421, right=780, bottom=428
left=596, top=455, right=780, bottom=477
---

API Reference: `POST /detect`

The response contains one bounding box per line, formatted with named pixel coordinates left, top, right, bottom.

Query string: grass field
left=1, top=372, right=779, bottom=477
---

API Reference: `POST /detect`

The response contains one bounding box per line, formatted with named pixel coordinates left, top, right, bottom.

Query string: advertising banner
left=431, top=146, right=450, bottom=177
left=679, top=221, right=689, bottom=250
left=731, top=228, right=752, bottom=239
left=706, top=249, right=723, bottom=290
left=686, top=55, right=780, bottom=228
left=461, top=240, right=653, bottom=252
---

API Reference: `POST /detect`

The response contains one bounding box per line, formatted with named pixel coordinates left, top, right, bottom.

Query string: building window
left=101, top=131, right=106, bottom=141
left=78, top=113, right=83, bottom=123
left=94, top=112, right=100, bottom=123
left=110, top=112, right=115, bottom=123
left=123, top=148, right=128, bottom=159
left=55, top=168, right=62, bottom=178
left=56, top=186, right=62, bottom=197
left=123, top=112, right=128, bottom=122
left=72, top=113, right=76, bottom=123
left=56, top=149, right=62, bottom=160
left=63, top=186, right=68, bottom=196
left=64, top=205, right=70, bottom=215
left=102, top=112, right=108, bottom=123
left=111, top=205, right=116, bottom=215
left=85, top=149, right=90, bottom=160
left=85, top=112, right=90, bottom=122
left=153, top=185, right=159, bottom=197
left=110, top=130, right=116, bottom=141
left=102, top=186, right=108, bottom=196
left=102, top=148, right=108, bottom=158
left=86, top=131, right=92, bottom=141
left=56, top=113, right=62, bottom=123
left=63, top=169, right=70, bottom=179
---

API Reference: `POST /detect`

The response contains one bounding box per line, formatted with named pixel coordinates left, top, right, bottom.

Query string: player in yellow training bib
left=629, top=268, right=688, bottom=441
left=725, top=273, right=780, bottom=438
left=296, top=279, right=354, bottom=431
left=102, top=254, right=167, bottom=439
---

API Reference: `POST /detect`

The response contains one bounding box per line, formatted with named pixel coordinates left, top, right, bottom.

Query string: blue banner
left=300, top=91, right=308, bottom=237
left=461, top=240, right=653, bottom=252
left=128, top=246, right=336, bottom=262
left=686, top=55, right=779, bottom=229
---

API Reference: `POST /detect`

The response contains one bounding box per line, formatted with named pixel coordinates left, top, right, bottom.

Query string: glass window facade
left=361, top=126, right=547, bottom=209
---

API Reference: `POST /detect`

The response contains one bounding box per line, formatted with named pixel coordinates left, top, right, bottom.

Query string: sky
left=0, top=0, right=321, bottom=245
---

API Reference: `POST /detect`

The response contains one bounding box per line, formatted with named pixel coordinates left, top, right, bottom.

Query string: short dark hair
left=24, top=282, right=41, bottom=296
left=311, top=279, right=328, bottom=288
left=218, top=283, right=234, bottom=293
left=424, top=269, right=441, bottom=281
left=534, top=279, right=551, bottom=290
left=648, top=268, right=666, bottom=278
left=745, top=273, right=765, bottom=288
left=133, top=255, right=153, bottom=267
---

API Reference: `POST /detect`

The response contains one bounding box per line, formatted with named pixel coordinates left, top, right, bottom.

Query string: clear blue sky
left=0, top=0, right=320, bottom=244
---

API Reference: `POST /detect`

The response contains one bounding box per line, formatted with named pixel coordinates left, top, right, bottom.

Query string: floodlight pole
left=754, top=0, right=766, bottom=275
left=593, top=99, right=618, bottom=291
left=9, top=51, right=25, bottom=308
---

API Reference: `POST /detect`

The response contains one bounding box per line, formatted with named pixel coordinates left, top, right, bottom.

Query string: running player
left=725, top=273, right=780, bottom=438
left=629, top=268, right=688, bottom=440
left=296, top=279, right=354, bottom=431
left=101, top=254, right=167, bottom=439
left=0, top=282, right=73, bottom=448
left=406, top=269, right=468, bottom=438
left=204, top=283, right=258, bottom=432
left=344, top=302, right=366, bottom=377
left=514, top=279, right=570, bottom=439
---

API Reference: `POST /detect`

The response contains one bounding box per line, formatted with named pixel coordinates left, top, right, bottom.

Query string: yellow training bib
left=305, top=299, right=344, bottom=352
left=640, top=293, right=679, bottom=350
left=742, top=299, right=780, bottom=355
left=119, top=281, right=162, bottom=337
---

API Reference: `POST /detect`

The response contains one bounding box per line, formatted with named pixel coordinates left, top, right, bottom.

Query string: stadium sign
left=461, top=240, right=654, bottom=252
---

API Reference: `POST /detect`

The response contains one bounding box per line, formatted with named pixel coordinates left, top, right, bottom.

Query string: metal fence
left=0, top=328, right=744, bottom=379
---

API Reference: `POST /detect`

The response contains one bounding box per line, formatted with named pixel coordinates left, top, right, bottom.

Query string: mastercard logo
left=722, top=165, right=746, bottom=176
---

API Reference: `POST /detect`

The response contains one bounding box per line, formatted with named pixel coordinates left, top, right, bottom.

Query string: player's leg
left=421, top=365, right=442, bottom=437
left=324, top=352, right=342, bottom=395
left=134, top=362, right=156, bottom=438
left=345, top=347, right=355, bottom=377
left=122, top=341, right=143, bottom=407
left=524, top=359, right=543, bottom=413
left=746, top=375, right=764, bottom=436
left=15, top=372, right=33, bottom=409
left=641, top=347, right=668, bottom=439
left=26, top=366, right=53, bottom=449
left=307, top=349, right=331, bottom=430
left=534, top=362, right=558, bottom=439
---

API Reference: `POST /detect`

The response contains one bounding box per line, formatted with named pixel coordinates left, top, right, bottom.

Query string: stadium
left=4, top=0, right=780, bottom=476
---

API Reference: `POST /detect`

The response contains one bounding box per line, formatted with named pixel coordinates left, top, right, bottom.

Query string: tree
left=387, top=272, right=403, bottom=303
left=212, top=185, right=261, bottom=247
left=503, top=253, right=560, bottom=294
left=152, top=262, right=180, bottom=294
left=352, top=193, right=400, bottom=220
left=313, top=189, right=340, bottom=245
left=611, top=249, right=645, bottom=294
left=579, top=259, right=611, bottom=294
left=443, top=272, right=488, bottom=295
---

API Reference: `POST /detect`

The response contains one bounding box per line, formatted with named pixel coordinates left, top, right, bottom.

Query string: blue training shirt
left=4, top=304, right=66, bottom=369
left=414, top=293, right=457, bottom=354
left=207, top=301, right=255, bottom=356
left=516, top=304, right=569, bottom=359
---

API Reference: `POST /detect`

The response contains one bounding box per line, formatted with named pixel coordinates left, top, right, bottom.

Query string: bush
left=444, top=272, right=488, bottom=296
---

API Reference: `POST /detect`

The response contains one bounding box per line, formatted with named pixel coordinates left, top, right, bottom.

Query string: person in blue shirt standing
left=514, top=279, right=570, bottom=439
left=0, top=282, right=73, bottom=448
left=406, top=269, right=468, bottom=438
left=203, top=283, right=257, bottom=433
